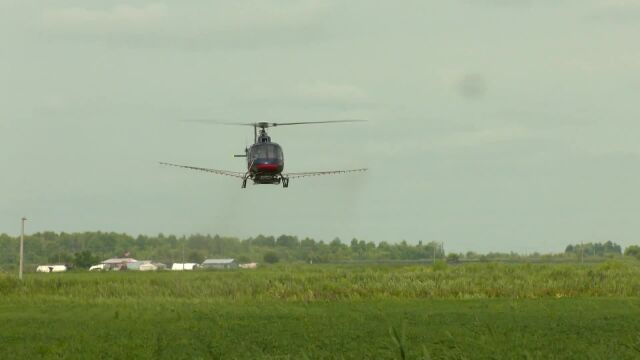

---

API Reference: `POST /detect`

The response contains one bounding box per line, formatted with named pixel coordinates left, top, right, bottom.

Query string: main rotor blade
left=270, top=120, right=366, bottom=127
left=181, top=119, right=253, bottom=126
left=181, top=119, right=366, bottom=128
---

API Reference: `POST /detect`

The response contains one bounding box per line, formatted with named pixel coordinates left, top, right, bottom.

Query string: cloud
left=240, top=82, right=371, bottom=108
left=296, top=83, right=368, bottom=104
left=44, top=3, right=168, bottom=29
left=365, top=126, right=532, bottom=160
left=459, top=0, right=534, bottom=8
left=595, top=0, right=640, bottom=8
left=434, top=126, right=529, bottom=149
left=206, top=0, right=331, bottom=32
left=587, top=0, right=640, bottom=22
left=38, top=1, right=333, bottom=49
left=457, top=74, right=487, bottom=99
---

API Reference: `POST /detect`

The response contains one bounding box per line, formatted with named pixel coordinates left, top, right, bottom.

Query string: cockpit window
left=251, top=144, right=282, bottom=161
left=269, top=145, right=283, bottom=160
left=251, top=146, right=267, bottom=159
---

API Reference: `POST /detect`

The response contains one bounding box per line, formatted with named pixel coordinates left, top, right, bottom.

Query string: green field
left=1, top=262, right=640, bottom=359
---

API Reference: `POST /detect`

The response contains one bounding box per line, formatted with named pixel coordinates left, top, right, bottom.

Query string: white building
left=201, top=259, right=237, bottom=269
left=100, top=258, right=138, bottom=271
left=101, top=258, right=137, bottom=265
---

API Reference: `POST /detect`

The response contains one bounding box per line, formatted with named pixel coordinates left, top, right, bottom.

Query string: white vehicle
left=36, top=265, right=67, bottom=273
left=239, top=263, right=258, bottom=269
left=139, top=263, right=167, bottom=271
left=89, top=264, right=109, bottom=271
left=171, top=263, right=199, bottom=271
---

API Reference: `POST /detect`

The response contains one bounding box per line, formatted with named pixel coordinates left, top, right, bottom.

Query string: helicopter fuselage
left=239, top=127, right=289, bottom=188
left=246, top=142, right=285, bottom=185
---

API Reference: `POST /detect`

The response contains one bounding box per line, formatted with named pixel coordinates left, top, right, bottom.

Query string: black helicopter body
left=161, top=120, right=367, bottom=188
left=243, top=133, right=286, bottom=187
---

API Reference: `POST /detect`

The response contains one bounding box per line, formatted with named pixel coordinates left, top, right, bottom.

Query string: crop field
left=2, top=262, right=640, bottom=359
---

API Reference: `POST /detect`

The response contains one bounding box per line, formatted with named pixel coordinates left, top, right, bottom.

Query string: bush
left=432, top=260, right=447, bottom=271
left=446, top=253, right=460, bottom=263
left=263, top=252, right=280, bottom=264
left=0, top=273, right=20, bottom=293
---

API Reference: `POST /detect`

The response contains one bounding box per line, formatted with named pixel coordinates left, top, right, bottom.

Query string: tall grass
left=1, top=261, right=639, bottom=302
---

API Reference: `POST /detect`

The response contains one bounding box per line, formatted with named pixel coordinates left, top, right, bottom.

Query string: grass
left=1, top=262, right=640, bottom=359
left=3, top=261, right=640, bottom=301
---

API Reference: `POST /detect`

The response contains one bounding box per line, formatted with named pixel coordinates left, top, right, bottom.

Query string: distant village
left=35, top=257, right=257, bottom=273
left=1, top=231, right=631, bottom=273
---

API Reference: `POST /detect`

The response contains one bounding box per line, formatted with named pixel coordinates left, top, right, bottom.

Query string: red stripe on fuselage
left=256, top=164, right=279, bottom=172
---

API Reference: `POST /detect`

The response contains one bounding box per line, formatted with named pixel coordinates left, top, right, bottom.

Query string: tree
left=625, top=245, right=640, bottom=259
left=73, top=251, right=99, bottom=269
left=48, top=252, right=73, bottom=264
left=187, top=251, right=205, bottom=264
left=564, top=242, right=623, bottom=257
left=446, top=253, right=460, bottom=263
left=276, top=235, right=299, bottom=248
left=300, top=237, right=316, bottom=249
left=465, top=251, right=479, bottom=259
left=330, top=238, right=343, bottom=250
left=263, top=251, right=280, bottom=264
left=253, top=235, right=276, bottom=247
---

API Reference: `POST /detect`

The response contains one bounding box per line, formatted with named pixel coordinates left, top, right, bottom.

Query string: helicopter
left=160, top=120, right=367, bottom=188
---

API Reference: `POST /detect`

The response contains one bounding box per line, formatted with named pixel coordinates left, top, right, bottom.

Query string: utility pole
left=182, top=240, right=185, bottom=270
left=19, top=217, right=27, bottom=280
left=580, top=241, right=584, bottom=264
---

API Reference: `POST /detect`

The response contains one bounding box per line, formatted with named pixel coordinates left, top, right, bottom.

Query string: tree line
left=0, top=231, right=633, bottom=270
left=0, top=232, right=446, bottom=269
left=564, top=241, right=622, bottom=257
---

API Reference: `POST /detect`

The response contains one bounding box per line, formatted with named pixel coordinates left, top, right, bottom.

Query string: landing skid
left=241, top=174, right=289, bottom=188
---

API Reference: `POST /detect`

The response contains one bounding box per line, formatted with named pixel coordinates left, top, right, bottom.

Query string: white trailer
left=36, top=265, right=67, bottom=273
left=171, top=263, right=199, bottom=271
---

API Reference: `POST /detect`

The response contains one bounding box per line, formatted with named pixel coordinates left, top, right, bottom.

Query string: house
left=126, top=261, right=148, bottom=271
left=171, top=263, right=199, bottom=271
left=101, top=257, right=137, bottom=271
left=119, top=260, right=166, bottom=271
left=102, top=257, right=137, bottom=265
left=36, top=265, right=67, bottom=273
left=201, top=259, right=237, bottom=269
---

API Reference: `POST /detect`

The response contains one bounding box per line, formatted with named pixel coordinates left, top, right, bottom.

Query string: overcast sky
left=2, top=0, right=640, bottom=253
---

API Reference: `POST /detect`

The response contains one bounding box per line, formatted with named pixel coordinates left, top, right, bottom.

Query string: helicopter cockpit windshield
left=251, top=143, right=283, bottom=161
